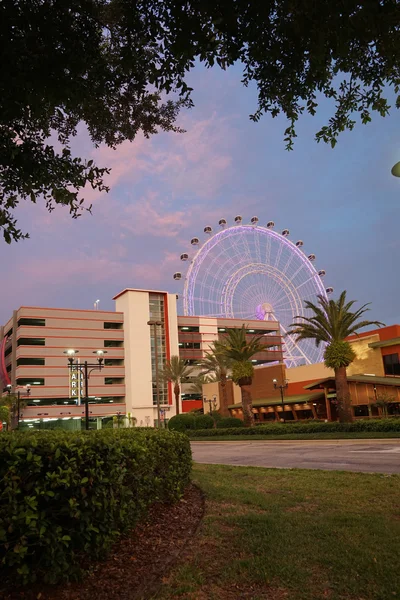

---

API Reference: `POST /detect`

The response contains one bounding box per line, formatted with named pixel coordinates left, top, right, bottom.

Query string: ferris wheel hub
left=256, top=303, right=276, bottom=321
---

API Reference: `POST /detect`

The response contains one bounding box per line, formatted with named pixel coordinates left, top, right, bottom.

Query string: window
left=16, top=378, right=44, bottom=386
left=5, top=346, right=12, bottom=357
left=104, top=358, right=124, bottom=366
left=181, top=393, right=202, bottom=401
left=17, top=338, right=45, bottom=346
left=87, top=396, right=124, bottom=404
left=185, top=359, right=202, bottom=366
left=149, top=293, right=168, bottom=405
left=104, top=340, right=123, bottom=348
left=6, top=364, right=11, bottom=373
left=180, top=342, right=201, bottom=350
left=5, top=328, right=12, bottom=337
left=178, top=326, right=200, bottom=333
left=383, top=353, right=400, bottom=376
left=18, top=318, right=45, bottom=327
left=354, top=405, right=369, bottom=417
left=104, top=322, right=123, bottom=329
left=246, top=328, right=275, bottom=335
left=105, top=377, right=124, bottom=385
left=17, top=358, right=45, bottom=366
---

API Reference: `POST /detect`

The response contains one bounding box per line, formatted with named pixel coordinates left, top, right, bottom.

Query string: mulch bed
left=1, top=484, right=204, bottom=600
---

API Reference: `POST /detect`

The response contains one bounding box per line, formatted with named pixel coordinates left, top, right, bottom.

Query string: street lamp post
left=273, top=378, right=289, bottom=423
left=64, top=349, right=106, bottom=431
left=5, top=384, right=31, bottom=429
left=147, top=321, right=163, bottom=428
left=205, top=396, right=217, bottom=414
left=373, top=385, right=378, bottom=402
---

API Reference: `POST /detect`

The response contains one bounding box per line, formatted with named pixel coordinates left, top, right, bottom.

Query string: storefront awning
left=228, top=392, right=324, bottom=410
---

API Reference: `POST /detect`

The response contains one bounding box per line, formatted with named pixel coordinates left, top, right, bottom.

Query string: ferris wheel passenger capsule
left=191, top=237, right=199, bottom=245
left=204, top=226, right=213, bottom=234
left=218, top=219, right=227, bottom=227
left=180, top=253, right=189, bottom=261
left=173, top=272, right=182, bottom=281
left=234, top=215, right=242, bottom=224
left=318, top=269, right=326, bottom=277
left=251, top=216, right=259, bottom=225
left=267, top=221, right=275, bottom=229
left=295, top=240, right=304, bottom=247
left=282, top=229, right=290, bottom=237
left=308, top=254, right=316, bottom=261
left=326, top=287, right=334, bottom=294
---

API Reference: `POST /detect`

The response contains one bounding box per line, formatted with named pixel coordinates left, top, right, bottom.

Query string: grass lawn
left=156, top=464, right=400, bottom=600
left=190, top=431, right=400, bottom=441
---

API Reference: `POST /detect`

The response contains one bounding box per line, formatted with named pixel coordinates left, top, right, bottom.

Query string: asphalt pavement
left=191, top=439, right=400, bottom=474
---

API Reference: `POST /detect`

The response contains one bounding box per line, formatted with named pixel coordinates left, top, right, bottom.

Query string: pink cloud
left=89, top=112, right=235, bottom=197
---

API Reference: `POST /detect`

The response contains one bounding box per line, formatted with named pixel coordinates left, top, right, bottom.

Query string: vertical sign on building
left=69, top=360, right=84, bottom=404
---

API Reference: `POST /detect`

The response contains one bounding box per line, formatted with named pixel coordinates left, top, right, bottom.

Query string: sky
left=1, top=63, right=399, bottom=327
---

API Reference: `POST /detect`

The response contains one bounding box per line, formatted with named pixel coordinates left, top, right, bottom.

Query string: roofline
left=346, top=324, right=400, bottom=341
left=8, top=306, right=123, bottom=315
left=177, top=316, right=280, bottom=325
left=304, top=375, right=400, bottom=389
left=113, top=288, right=170, bottom=300
left=369, top=337, right=400, bottom=349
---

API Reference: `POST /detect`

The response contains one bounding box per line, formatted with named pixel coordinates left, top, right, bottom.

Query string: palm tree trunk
left=174, top=382, right=180, bottom=415
left=220, top=373, right=229, bottom=416
left=240, top=384, right=254, bottom=426
left=334, top=366, right=353, bottom=423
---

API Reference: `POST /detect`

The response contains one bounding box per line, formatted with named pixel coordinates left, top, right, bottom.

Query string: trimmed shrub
left=187, top=418, right=400, bottom=437
left=168, top=414, right=196, bottom=431
left=168, top=413, right=214, bottom=432
left=216, top=417, right=245, bottom=428
left=210, top=410, right=222, bottom=422
left=195, top=414, right=215, bottom=429
left=0, top=429, right=191, bottom=584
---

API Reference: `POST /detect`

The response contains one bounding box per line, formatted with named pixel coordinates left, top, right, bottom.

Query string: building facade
left=113, top=288, right=179, bottom=427
left=0, top=306, right=125, bottom=429
left=220, top=324, right=400, bottom=421
left=178, top=315, right=282, bottom=412
left=2, top=289, right=282, bottom=428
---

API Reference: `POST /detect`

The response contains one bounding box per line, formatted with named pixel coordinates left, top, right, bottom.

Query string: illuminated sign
left=69, top=363, right=84, bottom=404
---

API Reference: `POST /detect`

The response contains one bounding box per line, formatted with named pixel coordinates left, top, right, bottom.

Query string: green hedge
left=168, top=413, right=214, bottom=432
left=187, top=418, right=400, bottom=437
left=0, top=429, right=191, bottom=584
left=216, top=417, right=245, bottom=428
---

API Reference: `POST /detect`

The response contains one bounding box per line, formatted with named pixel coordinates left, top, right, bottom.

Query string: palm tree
left=199, top=343, right=232, bottom=415
left=288, top=291, right=384, bottom=423
left=160, top=355, right=195, bottom=416
left=216, top=326, right=268, bottom=426
left=0, top=393, right=30, bottom=430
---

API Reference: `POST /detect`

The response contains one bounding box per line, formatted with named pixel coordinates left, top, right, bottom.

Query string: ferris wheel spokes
left=175, top=216, right=331, bottom=367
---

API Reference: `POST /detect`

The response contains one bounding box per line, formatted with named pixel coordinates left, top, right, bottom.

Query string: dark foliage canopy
left=2, top=0, right=399, bottom=241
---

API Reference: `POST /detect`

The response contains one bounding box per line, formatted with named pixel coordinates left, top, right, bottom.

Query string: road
left=191, top=439, right=400, bottom=474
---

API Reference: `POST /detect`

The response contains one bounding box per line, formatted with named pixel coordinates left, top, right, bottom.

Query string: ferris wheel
left=173, top=216, right=333, bottom=368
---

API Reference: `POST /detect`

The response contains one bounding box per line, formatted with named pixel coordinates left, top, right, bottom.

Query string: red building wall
left=182, top=399, right=203, bottom=413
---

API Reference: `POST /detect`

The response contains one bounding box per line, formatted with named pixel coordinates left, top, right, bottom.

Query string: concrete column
left=11, top=311, right=18, bottom=389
